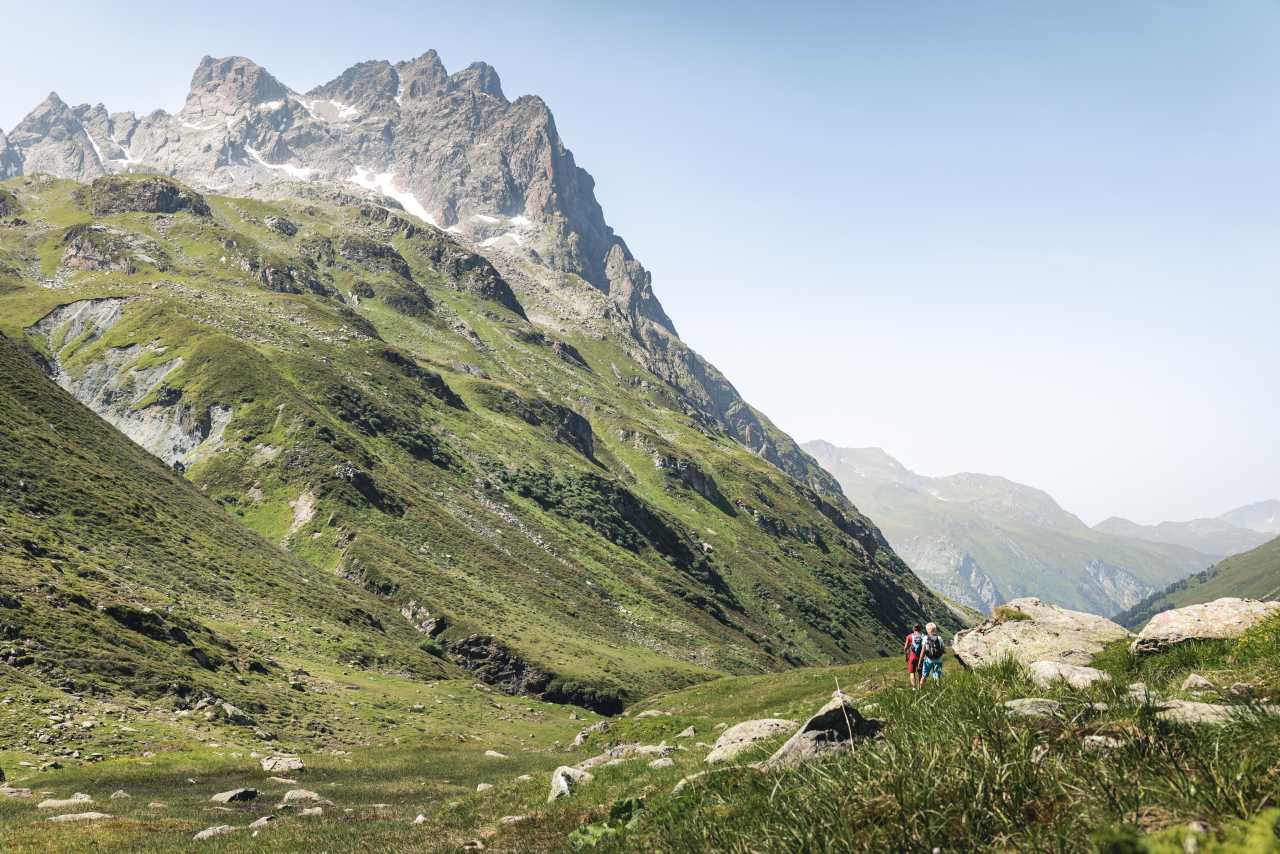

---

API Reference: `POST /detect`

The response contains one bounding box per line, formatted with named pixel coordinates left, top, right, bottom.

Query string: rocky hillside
left=0, top=53, right=834, bottom=493
left=0, top=171, right=955, bottom=713
left=1115, top=535, right=1280, bottom=629
left=803, top=442, right=1215, bottom=616
left=0, top=328, right=462, bottom=730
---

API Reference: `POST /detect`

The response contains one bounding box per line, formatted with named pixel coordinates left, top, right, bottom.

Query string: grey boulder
left=704, top=718, right=797, bottom=764
left=1131, top=598, right=1280, bottom=655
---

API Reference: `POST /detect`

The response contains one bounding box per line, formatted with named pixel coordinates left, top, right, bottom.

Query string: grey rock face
left=1131, top=597, right=1280, bottom=655
left=0, top=130, right=21, bottom=178
left=7, top=51, right=842, bottom=499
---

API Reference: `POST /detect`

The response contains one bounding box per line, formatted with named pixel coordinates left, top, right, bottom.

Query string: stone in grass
left=1082, top=735, right=1123, bottom=752
left=634, top=710, right=668, bottom=718
left=281, top=789, right=331, bottom=805
left=413, top=814, right=426, bottom=824
left=109, top=790, right=130, bottom=800
left=48, top=812, right=112, bottom=823
left=193, top=825, right=238, bottom=841
left=758, top=692, right=876, bottom=771
left=648, top=757, right=674, bottom=769
left=37, top=793, right=92, bottom=810
left=261, top=755, right=305, bottom=774
left=1028, top=661, right=1111, bottom=691
left=1, top=786, right=33, bottom=798
left=211, top=788, right=258, bottom=803
left=500, top=815, right=528, bottom=825
left=1003, top=698, right=1065, bottom=720
left=1182, top=674, right=1215, bottom=693
left=249, top=815, right=275, bottom=828
left=705, top=719, right=797, bottom=764
left=675, top=726, right=695, bottom=738
left=299, top=806, right=323, bottom=817
left=483, top=750, right=507, bottom=759
left=476, top=783, right=493, bottom=792
left=548, top=766, right=593, bottom=802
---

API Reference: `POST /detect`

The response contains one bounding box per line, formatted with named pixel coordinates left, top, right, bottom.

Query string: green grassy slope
left=7, top=616, right=1277, bottom=852
left=1116, top=535, right=1280, bottom=629
left=0, top=173, right=956, bottom=711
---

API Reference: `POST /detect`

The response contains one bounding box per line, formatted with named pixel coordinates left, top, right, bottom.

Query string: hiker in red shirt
left=903, top=623, right=924, bottom=689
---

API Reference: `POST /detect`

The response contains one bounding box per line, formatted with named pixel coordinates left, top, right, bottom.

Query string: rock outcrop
left=952, top=598, right=1132, bottom=668
left=1131, top=597, right=1280, bottom=655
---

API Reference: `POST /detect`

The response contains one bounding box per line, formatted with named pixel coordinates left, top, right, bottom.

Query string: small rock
left=635, top=710, right=668, bottom=718
left=281, top=789, right=329, bottom=804
left=249, top=815, right=275, bottom=828
left=1003, top=698, right=1064, bottom=719
left=38, top=792, right=92, bottom=810
left=675, top=726, right=695, bottom=738
left=516, top=774, right=534, bottom=782
left=1128, top=683, right=1155, bottom=703
left=48, top=812, right=111, bottom=823
left=1028, top=661, right=1111, bottom=690
left=548, top=766, right=593, bottom=802
left=1030, top=744, right=1050, bottom=765
left=1226, top=683, right=1256, bottom=700
left=211, top=788, right=258, bottom=803
left=0, top=787, right=33, bottom=798
left=648, top=757, right=675, bottom=769
left=483, top=750, right=507, bottom=759
left=109, top=790, right=130, bottom=800
left=147, top=802, right=167, bottom=808
left=1082, top=735, right=1123, bottom=752
left=1181, top=674, right=1215, bottom=693
left=413, top=813, right=426, bottom=824
left=299, top=806, right=323, bottom=817
left=476, top=783, right=493, bottom=792
left=193, top=825, right=238, bottom=841
left=500, top=815, right=527, bottom=825
left=705, top=719, right=797, bottom=764
left=463, top=841, right=485, bottom=851
left=261, top=755, right=305, bottom=774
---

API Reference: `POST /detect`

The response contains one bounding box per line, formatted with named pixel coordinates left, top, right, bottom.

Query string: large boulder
left=704, top=718, right=797, bottom=764
left=952, top=598, right=1131, bottom=668
left=261, top=755, right=305, bottom=774
left=758, top=693, right=876, bottom=771
left=1131, top=598, right=1280, bottom=656
left=1028, top=661, right=1112, bottom=691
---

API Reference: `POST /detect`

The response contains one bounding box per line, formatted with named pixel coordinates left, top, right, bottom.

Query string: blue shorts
left=921, top=658, right=943, bottom=680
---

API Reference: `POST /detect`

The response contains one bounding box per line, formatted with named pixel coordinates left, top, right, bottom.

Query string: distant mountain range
left=804, top=442, right=1275, bottom=618
left=1115, top=534, right=1280, bottom=629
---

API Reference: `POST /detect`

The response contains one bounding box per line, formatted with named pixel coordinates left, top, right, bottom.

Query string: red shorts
left=906, top=654, right=920, bottom=674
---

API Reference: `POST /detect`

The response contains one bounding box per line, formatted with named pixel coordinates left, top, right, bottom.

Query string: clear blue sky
left=4, top=1, right=1278, bottom=526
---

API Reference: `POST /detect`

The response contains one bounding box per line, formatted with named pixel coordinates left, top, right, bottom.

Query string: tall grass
left=601, top=655, right=1280, bottom=852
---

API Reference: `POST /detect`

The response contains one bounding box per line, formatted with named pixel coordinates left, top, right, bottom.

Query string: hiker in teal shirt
left=920, top=622, right=945, bottom=683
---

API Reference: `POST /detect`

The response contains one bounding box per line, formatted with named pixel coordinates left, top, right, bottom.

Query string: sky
left=3, top=1, right=1277, bottom=526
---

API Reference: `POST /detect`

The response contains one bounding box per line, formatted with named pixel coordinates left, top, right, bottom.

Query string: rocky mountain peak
left=396, top=50, right=448, bottom=100
left=8, top=91, right=76, bottom=143
left=184, top=55, right=290, bottom=116
left=308, top=59, right=399, bottom=112
left=448, top=62, right=506, bottom=101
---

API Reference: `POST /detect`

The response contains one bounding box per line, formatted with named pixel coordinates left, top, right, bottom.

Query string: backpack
left=908, top=632, right=923, bottom=655
left=923, top=635, right=943, bottom=660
